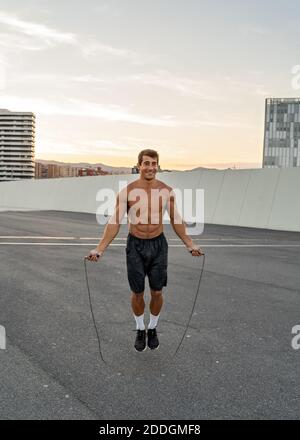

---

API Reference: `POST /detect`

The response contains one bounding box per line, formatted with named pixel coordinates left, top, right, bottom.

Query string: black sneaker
left=134, top=329, right=146, bottom=352
left=147, top=328, right=159, bottom=350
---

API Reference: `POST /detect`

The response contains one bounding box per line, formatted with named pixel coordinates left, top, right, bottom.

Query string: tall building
left=0, top=109, right=35, bottom=181
left=263, top=98, right=300, bottom=168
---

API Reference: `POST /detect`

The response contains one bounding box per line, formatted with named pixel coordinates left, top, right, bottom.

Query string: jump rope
left=83, top=247, right=205, bottom=371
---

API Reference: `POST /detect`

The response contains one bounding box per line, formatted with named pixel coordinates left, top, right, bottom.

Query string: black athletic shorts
left=126, top=232, right=168, bottom=293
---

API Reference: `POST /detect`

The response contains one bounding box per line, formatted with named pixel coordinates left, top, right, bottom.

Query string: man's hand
left=85, top=248, right=104, bottom=262
left=187, top=244, right=205, bottom=257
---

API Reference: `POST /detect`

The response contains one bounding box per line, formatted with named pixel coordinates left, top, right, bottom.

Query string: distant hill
left=35, top=159, right=181, bottom=173
left=185, top=166, right=214, bottom=171
left=36, top=159, right=255, bottom=173
left=35, top=159, right=132, bottom=174
left=187, top=163, right=261, bottom=170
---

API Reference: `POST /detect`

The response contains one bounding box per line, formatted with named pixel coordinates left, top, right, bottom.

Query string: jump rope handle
left=84, top=253, right=101, bottom=260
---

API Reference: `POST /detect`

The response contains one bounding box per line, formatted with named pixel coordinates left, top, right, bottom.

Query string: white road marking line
left=0, top=236, right=80, bottom=239
left=0, top=236, right=298, bottom=242
left=0, top=242, right=300, bottom=248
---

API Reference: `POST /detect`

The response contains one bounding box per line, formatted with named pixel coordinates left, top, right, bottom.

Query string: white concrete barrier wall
left=0, top=168, right=300, bottom=232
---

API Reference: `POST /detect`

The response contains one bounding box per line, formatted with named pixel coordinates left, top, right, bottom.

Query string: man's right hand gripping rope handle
left=85, top=248, right=104, bottom=262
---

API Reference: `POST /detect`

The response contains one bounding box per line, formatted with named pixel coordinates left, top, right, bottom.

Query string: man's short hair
left=138, top=149, right=159, bottom=166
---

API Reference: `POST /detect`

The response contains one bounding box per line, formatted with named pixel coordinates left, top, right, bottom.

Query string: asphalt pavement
left=0, top=210, right=299, bottom=419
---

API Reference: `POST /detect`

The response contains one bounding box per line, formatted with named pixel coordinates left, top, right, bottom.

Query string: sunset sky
left=0, top=0, right=300, bottom=170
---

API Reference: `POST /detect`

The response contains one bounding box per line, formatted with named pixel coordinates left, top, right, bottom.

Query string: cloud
left=0, top=10, right=76, bottom=45
left=0, top=94, right=176, bottom=127
left=220, top=75, right=270, bottom=97
left=38, top=137, right=139, bottom=157
left=0, top=32, right=50, bottom=51
left=127, top=70, right=222, bottom=100
left=0, top=92, right=255, bottom=130
left=0, top=9, right=142, bottom=61
left=243, top=26, right=269, bottom=36
left=186, top=119, right=255, bottom=128
left=68, top=70, right=223, bottom=100
left=81, top=42, right=139, bottom=61
left=11, top=70, right=223, bottom=101
left=23, top=69, right=267, bottom=102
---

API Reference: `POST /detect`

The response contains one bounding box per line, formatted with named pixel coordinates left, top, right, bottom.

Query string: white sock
left=148, top=313, right=160, bottom=329
left=134, top=313, right=145, bottom=330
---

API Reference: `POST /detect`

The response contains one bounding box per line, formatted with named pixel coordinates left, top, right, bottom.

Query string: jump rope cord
left=172, top=253, right=205, bottom=358
left=83, top=252, right=206, bottom=368
left=84, top=258, right=108, bottom=366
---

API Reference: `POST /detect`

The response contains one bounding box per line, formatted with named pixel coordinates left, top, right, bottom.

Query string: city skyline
left=1, top=1, right=300, bottom=170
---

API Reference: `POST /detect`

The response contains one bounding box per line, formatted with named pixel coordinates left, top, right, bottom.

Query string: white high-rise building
left=0, top=109, right=35, bottom=181
left=263, top=98, right=300, bottom=168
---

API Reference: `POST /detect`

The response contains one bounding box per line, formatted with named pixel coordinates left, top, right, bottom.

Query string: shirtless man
left=86, top=149, right=204, bottom=352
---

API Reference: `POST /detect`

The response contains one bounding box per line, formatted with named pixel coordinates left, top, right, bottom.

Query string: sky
left=0, top=0, right=300, bottom=170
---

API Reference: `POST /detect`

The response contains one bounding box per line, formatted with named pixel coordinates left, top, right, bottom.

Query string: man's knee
left=132, top=291, right=144, bottom=300
left=150, top=289, right=163, bottom=298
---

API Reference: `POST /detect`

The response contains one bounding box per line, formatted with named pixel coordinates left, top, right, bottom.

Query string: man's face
left=139, top=155, right=158, bottom=180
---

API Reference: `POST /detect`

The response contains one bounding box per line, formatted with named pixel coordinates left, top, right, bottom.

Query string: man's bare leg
left=131, top=292, right=147, bottom=351
left=147, top=289, right=162, bottom=349
left=131, top=291, right=145, bottom=316
left=150, top=289, right=163, bottom=316
left=131, top=292, right=145, bottom=330
left=148, top=289, right=163, bottom=331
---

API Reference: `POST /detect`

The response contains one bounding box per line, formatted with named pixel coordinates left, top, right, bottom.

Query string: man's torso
left=126, top=179, right=172, bottom=239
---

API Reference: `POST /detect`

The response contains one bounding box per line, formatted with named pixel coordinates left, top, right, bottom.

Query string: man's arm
left=86, top=188, right=127, bottom=262
left=96, top=189, right=127, bottom=254
left=167, top=190, right=204, bottom=256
